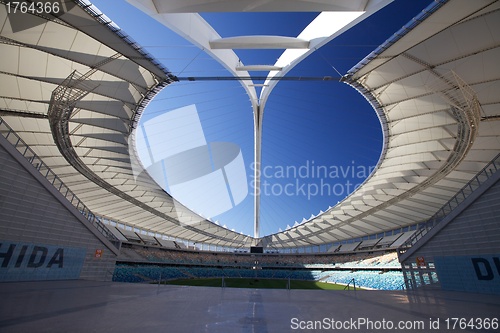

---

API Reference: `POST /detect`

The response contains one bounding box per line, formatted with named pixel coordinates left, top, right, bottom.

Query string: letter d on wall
left=472, top=258, right=493, bottom=280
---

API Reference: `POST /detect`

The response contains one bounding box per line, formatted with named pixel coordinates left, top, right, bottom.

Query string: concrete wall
left=0, top=137, right=117, bottom=282
left=402, top=178, right=500, bottom=294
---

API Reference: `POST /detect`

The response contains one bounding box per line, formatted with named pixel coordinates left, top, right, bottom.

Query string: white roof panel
left=1, top=0, right=499, bottom=249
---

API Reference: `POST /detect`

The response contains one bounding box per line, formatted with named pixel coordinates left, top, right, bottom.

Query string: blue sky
left=91, top=0, right=431, bottom=238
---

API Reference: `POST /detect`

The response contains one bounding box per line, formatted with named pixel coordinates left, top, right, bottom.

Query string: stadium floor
left=1, top=280, right=499, bottom=333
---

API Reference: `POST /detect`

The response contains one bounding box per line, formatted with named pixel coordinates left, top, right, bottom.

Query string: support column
left=253, top=104, right=262, bottom=240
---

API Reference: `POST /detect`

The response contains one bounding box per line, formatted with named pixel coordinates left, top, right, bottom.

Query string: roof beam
left=146, top=0, right=390, bottom=13
left=210, top=36, right=309, bottom=49
left=236, top=65, right=283, bottom=71
left=0, top=109, right=47, bottom=119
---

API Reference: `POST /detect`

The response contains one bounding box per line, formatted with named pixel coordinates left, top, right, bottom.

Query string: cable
left=174, top=75, right=342, bottom=82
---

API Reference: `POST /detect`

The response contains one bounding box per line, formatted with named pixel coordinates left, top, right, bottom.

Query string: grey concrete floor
left=0, top=280, right=499, bottom=332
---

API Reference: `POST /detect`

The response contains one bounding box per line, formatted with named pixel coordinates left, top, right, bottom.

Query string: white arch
left=127, top=0, right=394, bottom=238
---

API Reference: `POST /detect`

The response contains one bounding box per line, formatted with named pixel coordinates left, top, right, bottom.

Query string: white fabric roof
left=260, top=0, right=500, bottom=247
left=1, top=0, right=499, bottom=249
left=0, top=1, right=251, bottom=248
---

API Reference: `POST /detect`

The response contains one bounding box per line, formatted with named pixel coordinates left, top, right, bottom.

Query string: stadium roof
left=1, top=0, right=499, bottom=249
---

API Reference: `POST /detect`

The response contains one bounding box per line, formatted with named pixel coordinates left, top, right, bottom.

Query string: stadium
left=1, top=0, right=499, bottom=332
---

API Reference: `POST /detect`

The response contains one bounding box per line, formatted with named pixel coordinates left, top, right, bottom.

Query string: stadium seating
left=322, top=270, right=404, bottom=290
left=113, top=244, right=403, bottom=290
left=112, top=263, right=403, bottom=290
left=116, top=244, right=401, bottom=268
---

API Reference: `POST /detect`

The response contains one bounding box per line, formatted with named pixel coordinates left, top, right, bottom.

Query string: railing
left=398, top=153, right=500, bottom=255
left=0, top=116, right=119, bottom=247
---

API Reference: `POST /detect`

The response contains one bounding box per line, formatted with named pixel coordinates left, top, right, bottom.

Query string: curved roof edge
left=347, top=0, right=448, bottom=76
left=76, top=0, right=174, bottom=79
